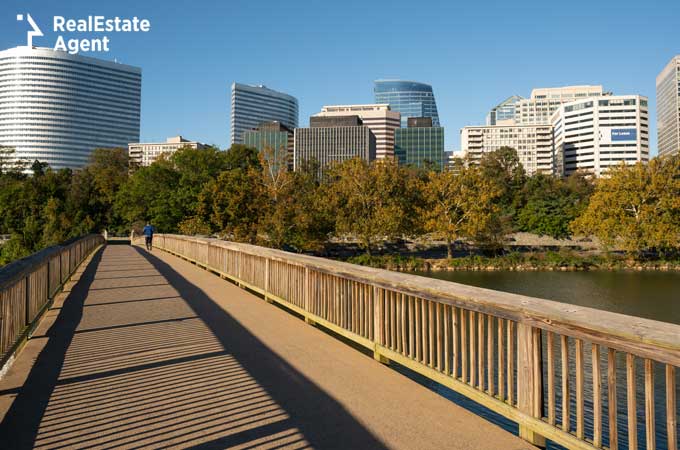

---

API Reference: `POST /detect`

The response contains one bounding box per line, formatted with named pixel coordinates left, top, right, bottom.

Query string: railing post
left=264, top=257, right=273, bottom=303
left=517, top=323, right=546, bottom=447
left=372, top=286, right=388, bottom=364
left=46, top=257, right=51, bottom=299
left=264, top=258, right=270, bottom=293
left=236, top=250, right=242, bottom=287
left=24, top=275, right=30, bottom=327
left=304, top=267, right=315, bottom=325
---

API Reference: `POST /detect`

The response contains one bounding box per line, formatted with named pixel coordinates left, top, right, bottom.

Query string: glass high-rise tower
left=230, top=83, right=298, bottom=145
left=394, top=118, right=444, bottom=170
left=656, top=55, right=680, bottom=157
left=0, top=46, right=141, bottom=170
left=486, top=95, right=523, bottom=125
left=374, top=80, right=440, bottom=127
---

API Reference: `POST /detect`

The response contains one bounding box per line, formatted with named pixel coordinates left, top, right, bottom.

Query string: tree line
left=1, top=144, right=679, bottom=265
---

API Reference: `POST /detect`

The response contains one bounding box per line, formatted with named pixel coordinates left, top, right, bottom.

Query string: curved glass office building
left=0, top=46, right=141, bottom=170
left=231, top=83, right=298, bottom=145
left=374, top=80, right=440, bottom=127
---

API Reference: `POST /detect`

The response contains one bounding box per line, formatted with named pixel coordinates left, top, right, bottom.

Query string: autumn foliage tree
left=258, top=151, right=332, bottom=251
left=422, top=165, right=503, bottom=257
left=324, top=158, right=420, bottom=255
left=571, top=156, right=680, bottom=255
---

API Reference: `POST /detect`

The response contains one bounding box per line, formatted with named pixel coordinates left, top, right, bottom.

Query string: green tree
left=0, top=234, right=31, bottom=265
left=42, top=197, right=70, bottom=246
left=67, top=148, right=129, bottom=234
left=0, top=146, right=26, bottom=175
left=170, top=146, right=231, bottom=220
left=479, top=146, right=526, bottom=234
left=517, top=173, right=592, bottom=239
left=571, top=157, right=680, bottom=255
left=114, top=158, right=182, bottom=232
left=114, top=146, right=230, bottom=233
left=224, top=144, right=262, bottom=171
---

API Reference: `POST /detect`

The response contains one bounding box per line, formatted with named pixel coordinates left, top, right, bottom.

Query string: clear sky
left=2, top=0, right=679, bottom=155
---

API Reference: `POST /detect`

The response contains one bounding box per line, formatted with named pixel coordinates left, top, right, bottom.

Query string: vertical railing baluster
left=487, top=315, right=493, bottom=395
left=444, top=304, right=450, bottom=375
left=470, top=311, right=476, bottom=386
left=498, top=318, right=505, bottom=401
left=667, top=364, right=677, bottom=450
left=608, top=348, right=618, bottom=450
left=576, top=338, right=585, bottom=439
left=428, top=301, right=435, bottom=368
left=592, top=344, right=602, bottom=447
left=561, top=335, right=570, bottom=432
left=478, top=312, right=484, bottom=390
left=461, top=309, right=468, bottom=383
left=547, top=331, right=555, bottom=426
left=627, top=354, right=638, bottom=450
left=507, top=321, right=514, bottom=405
left=415, top=298, right=422, bottom=362
left=453, top=307, right=459, bottom=379
left=645, top=359, right=655, bottom=450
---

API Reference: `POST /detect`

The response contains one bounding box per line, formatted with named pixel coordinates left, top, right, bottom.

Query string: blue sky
left=2, top=0, right=679, bottom=154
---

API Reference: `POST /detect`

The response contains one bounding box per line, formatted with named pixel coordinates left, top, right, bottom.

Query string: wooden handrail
left=152, top=234, right=679, bottom=450
left=0, top=234, right=105, bottom=368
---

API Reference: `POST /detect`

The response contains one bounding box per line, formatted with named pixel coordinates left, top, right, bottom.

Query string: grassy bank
left=345, top=250, right=680, bottom=272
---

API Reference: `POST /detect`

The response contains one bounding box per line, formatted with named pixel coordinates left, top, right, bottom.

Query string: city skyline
left=1, top=0, right=678, bottom=155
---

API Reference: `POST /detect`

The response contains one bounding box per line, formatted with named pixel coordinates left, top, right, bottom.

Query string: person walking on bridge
left=143, top=222, right=155, bottom=251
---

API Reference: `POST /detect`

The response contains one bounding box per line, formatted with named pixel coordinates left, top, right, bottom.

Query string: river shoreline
left=343, top=252, right=680, bottom=272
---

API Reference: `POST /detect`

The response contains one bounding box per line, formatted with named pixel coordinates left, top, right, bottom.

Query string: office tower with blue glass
left=394, top=117, right=445, bottom=170
left=374, top=80, right=440, bottom=127
left=230, top=83, right=298, bottom=145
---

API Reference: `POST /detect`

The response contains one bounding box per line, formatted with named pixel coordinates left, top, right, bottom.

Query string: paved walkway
left=0, top=244, right=535, bottom=450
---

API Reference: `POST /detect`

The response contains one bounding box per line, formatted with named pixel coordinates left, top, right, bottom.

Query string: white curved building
left=0, top=46, right=141, bottom=170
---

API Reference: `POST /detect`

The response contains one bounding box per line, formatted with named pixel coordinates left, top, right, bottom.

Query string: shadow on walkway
left=133, top=247, right=389, bottom=449
left=0, top=245, right=388, bottom=449
left=0, top=249, right=104, bottom=449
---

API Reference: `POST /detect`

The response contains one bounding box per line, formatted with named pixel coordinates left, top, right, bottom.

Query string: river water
left=415, top=269, right=680, bottom=325
left=401, top=269, right=680, bottom=449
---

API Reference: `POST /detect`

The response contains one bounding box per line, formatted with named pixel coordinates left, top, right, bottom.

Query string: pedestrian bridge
left=0, top=235, right=677, bottom=450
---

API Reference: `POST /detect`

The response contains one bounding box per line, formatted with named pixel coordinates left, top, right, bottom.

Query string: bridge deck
left=0, top=245, right=535, bottom=450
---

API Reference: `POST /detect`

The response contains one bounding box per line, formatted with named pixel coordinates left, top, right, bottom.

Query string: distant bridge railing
left=0, top=235, right=104, bottom=368
left=152, top=234, right=678, bottom=450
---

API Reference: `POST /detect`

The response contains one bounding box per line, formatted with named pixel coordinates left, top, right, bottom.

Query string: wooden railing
left=152, top=234, right=679, bottom=450
left=0, top=235, right=104, bottom=367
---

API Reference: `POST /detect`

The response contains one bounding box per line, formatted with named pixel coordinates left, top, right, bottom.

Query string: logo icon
left=17, top=14, right=44, bottom=47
